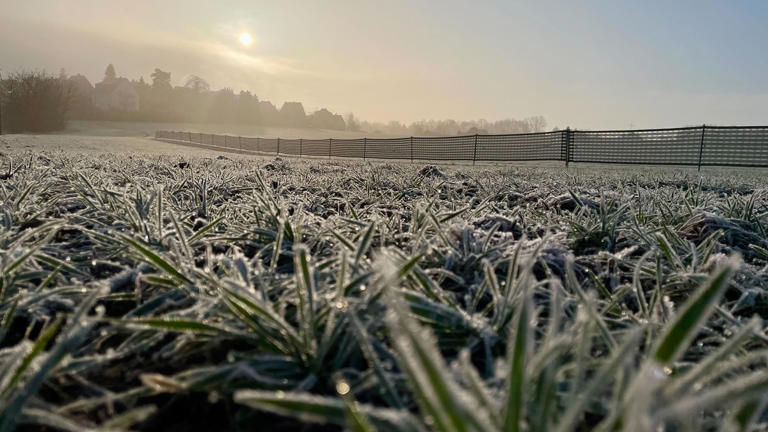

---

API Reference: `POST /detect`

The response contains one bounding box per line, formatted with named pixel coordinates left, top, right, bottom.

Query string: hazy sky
left=1, top=0, right=767, bottom=129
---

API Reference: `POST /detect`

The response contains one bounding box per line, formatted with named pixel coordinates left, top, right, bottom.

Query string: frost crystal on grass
left=0, top=144, right=767, bottom=431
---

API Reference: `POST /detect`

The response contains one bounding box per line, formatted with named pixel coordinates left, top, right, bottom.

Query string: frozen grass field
left=1, top=136, right=768, bottom=431
left=60, top=120, right=389, bottom=140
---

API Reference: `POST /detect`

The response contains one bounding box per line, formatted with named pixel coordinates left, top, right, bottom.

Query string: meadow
left=1, top=135, right=767, bottom=431
left=60, top=120, right=388, bottom=140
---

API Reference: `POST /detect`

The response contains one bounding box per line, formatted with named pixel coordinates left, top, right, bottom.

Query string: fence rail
left=156, top=125, right=768, bottom=169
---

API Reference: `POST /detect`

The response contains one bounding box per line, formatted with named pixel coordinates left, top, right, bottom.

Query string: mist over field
left=1, top=2, right=768, bottom=432
left=2, top=1, right=768, bottom=133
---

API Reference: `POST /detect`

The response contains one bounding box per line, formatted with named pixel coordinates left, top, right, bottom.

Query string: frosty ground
left=1, top=134, right=767, bottom=431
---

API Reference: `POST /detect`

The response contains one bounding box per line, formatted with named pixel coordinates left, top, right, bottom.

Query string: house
left=92, top=78, right=139, bottom=112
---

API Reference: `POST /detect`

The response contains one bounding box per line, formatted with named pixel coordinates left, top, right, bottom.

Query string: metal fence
left=156, top=125, right=768, bottom=169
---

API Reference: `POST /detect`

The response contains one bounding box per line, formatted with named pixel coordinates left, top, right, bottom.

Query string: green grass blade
left=234, top=390, right=424, bottom=432
left=653, top=258, right=737, bottom=365
left=1, top=317, right=62, bottom=399
left=554, top=327, right=644, bottom=432
left=385, top=290, right=497, bottom=432
left=122, top=318, right=230, bottom=336
left=354, top=222, right=376, bottom=267
left=294, top=245, right=317, bottom=354
left=502, top=288, right=531, bottom=432
left=187, top=216, right=224, bottom=243
left=119, top=234, right=191, bottom=284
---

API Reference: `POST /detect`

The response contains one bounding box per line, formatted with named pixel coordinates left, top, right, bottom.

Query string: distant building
left=92, top=78, right=139, bottom=112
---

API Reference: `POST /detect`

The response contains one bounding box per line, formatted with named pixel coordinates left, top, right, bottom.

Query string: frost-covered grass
left=62, top=120, right=386, bottom=139
left=1, top=147, right=768, bottom=431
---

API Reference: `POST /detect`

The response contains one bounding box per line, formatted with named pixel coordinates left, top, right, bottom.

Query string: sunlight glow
left=239, top=32, right=253, bottom=47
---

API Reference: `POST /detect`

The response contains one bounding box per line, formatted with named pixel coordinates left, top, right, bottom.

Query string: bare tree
left=526, top=116, right=547, bottom=132
left=345, top=113, right=360, bottom=131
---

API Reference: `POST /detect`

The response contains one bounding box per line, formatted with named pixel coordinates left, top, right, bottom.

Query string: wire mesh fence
left=156, top=125, right=768, bottom=169
left=570, top=127, right=703, bottom=166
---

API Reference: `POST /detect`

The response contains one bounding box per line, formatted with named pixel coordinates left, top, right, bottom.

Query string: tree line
left=66, top=64, right=348, bottom=130
left=0, top=71, right=71, bottom=133
left=0, top=65, right=548, bottom=135
left=356, top=116, right=548, bottom=136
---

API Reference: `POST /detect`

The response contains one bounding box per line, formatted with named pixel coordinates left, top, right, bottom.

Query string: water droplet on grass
left=335, top=381, right=350, bottom=395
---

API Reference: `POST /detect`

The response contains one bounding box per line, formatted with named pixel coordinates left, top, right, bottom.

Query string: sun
left=239, top=32, right=253, bottom=47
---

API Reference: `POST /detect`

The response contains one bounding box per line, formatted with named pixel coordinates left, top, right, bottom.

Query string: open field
left=60, top=120, right=391, bottom=140
left=1, top=136, right=768, bottom=431
left=0, top=134, right=260, bottom=158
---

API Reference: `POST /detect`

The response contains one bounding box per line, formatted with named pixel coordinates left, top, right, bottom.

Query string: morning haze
left=2, top=2, right=768, bottom=432
left=2, top=0, right=767, bottom=130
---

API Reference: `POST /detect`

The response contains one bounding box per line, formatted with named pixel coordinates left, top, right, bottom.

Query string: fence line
left=156, top=125, right=768, bottom=169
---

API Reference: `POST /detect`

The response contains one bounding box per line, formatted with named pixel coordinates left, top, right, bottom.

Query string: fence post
left=299, top=138, right=303, bottom=158
left=473, top=134, right=478, bottom=165
left=277, top=137, right=280, bottom=155
left=363, top=137, right=367, bottom=160
left=410, top=136, right=414, bottom=163
left=329, top=138, right=333, bottom=159
left=698, top=124, right=706, bottom=172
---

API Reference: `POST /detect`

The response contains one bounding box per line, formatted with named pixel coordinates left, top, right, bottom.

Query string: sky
left=1, top=0, right=767, bottom=129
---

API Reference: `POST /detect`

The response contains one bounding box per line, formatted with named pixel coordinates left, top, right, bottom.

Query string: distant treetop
left=183, top=75, right=210, bottom=93
left=104, top=64, right=116, bottom=83
left=150, top=68, right=171, bottom=90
